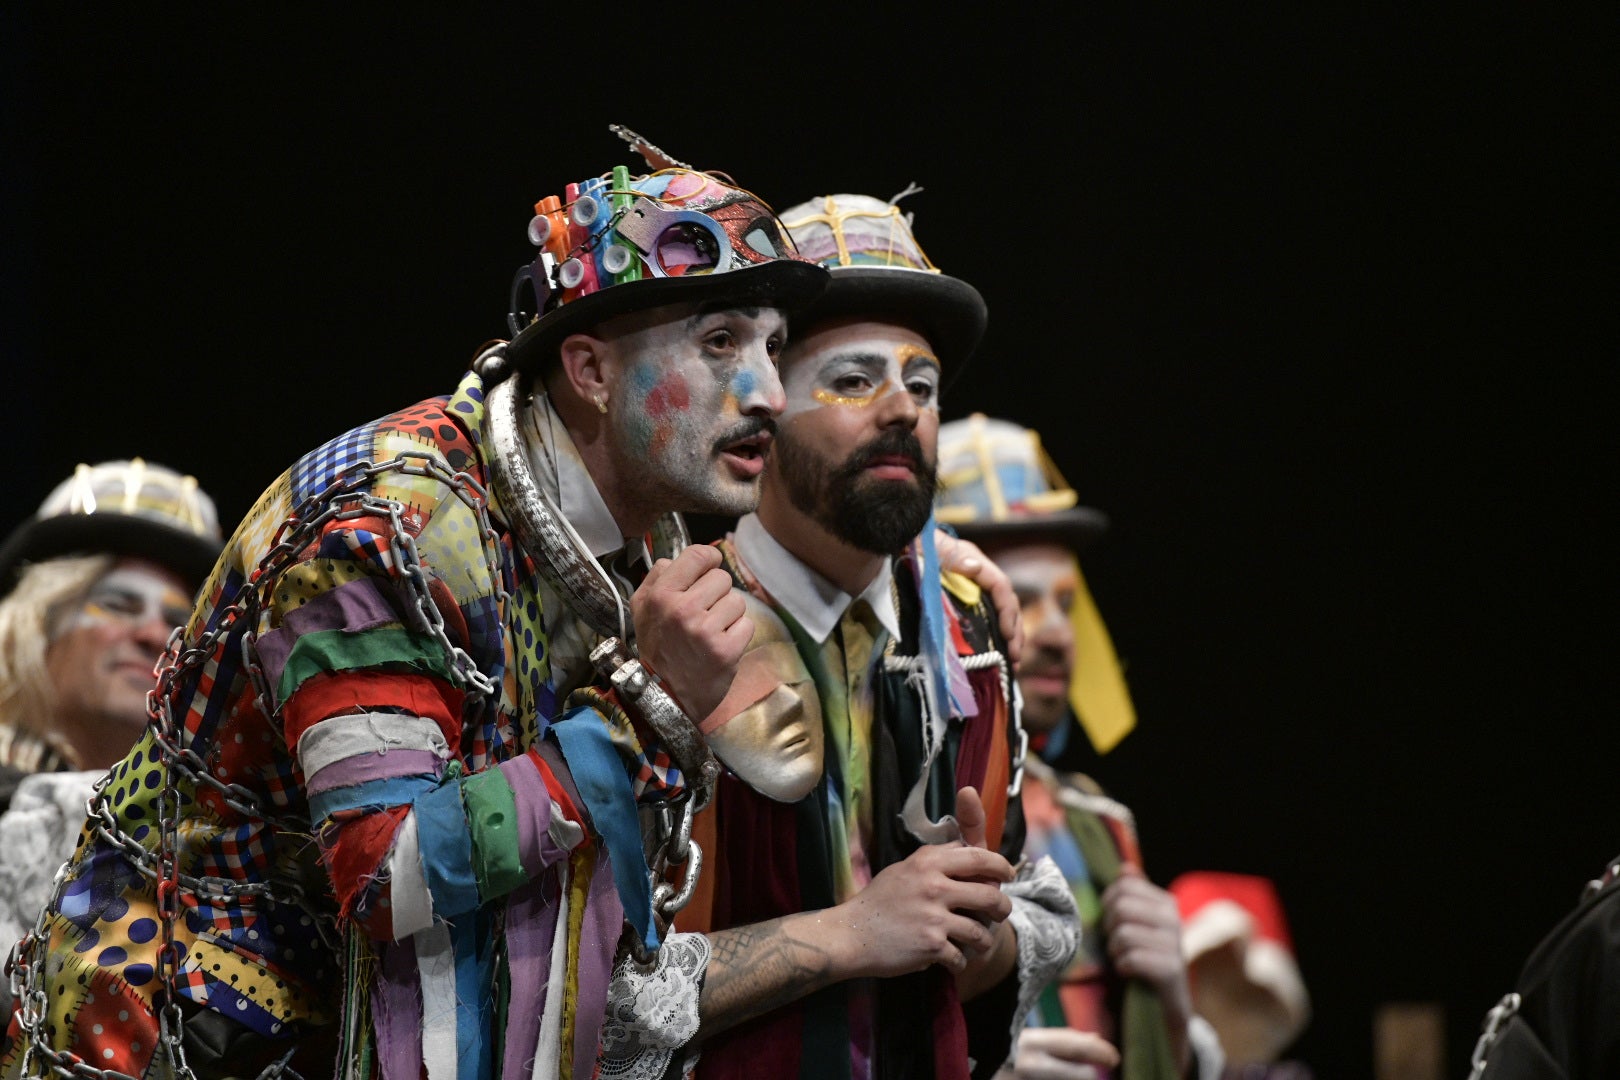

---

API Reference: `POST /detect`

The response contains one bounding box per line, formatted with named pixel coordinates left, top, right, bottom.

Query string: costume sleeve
left=251, top=480, right=593, bottom=941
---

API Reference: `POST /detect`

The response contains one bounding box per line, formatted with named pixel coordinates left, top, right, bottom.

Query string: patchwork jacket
left=3, top=372, right=683, bottom=1080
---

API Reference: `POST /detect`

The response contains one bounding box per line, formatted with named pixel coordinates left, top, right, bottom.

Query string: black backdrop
left=3, top=9, right=1609, bottom=1075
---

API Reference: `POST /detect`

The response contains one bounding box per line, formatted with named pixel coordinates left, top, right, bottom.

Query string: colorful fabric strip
left=462, top=769, right=527, bottom=901
left=370, top=939, right=421, bottom=1080
left=296, top=713, right=450, bottom=778
left=307, top=773, right=437, bottom=823
left=414, top=780, right=481, bottom=917
left=533, top=855, right=572, bottom=1077
left=254, top=578, right=404, bottom=690
left=549, top=707, right=658, bottom=951
left=307, top=748, right=444, bottom=796
left=374, top=938, right=424, bottom=1080
left=500, top=876, right=561, bottom=1080
left=496, top=754, right=557, bottom=875
left=418, top=923, right=459, bottom=1080
left=281, top=669, right=464, bottom=748
left=274, top=626, right=452, bottom=707
left=452, top=914, right=493, bottom=1080
left=389, top=810, right=434, bottom=941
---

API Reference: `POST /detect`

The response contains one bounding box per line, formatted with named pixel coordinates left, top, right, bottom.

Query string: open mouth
left=719, top=431, right=773, bottom=478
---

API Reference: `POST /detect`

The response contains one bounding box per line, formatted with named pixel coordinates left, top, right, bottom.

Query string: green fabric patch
left=275, top=626, right=452, bottom=704
left=462, top=768, right=526, bottom=901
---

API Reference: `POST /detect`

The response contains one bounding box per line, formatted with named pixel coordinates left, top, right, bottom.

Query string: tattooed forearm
left=699, top=916, right=841, bottom=1038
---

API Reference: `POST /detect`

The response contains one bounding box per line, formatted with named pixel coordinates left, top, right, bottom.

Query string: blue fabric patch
left=453, top=912, right=494, bottom=1080
left=550, top=706, right=658, bottom=951
left=307, top=774, right=439, bottom=824
left=414, top=781, right=482, bottom=918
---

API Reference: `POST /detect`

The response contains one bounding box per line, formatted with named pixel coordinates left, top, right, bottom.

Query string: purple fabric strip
left=254, top=578, right=404, bottom=692
left=306, top=749, right=443, bottom=795
left=502, top=874, right=561, bottom=1079
left=497, top=754, right=566, bottom=874
left=571, top=850, right=624, bottom=1080
left=372, top=937, right=424, bottom=1080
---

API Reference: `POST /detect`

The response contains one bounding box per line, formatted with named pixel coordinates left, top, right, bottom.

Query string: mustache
left=711, top=415, right=777, bottom=454
left=836, top=427, right=929, bottom=479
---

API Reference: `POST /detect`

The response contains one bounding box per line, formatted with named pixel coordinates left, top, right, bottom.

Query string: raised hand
left=631, top=544, right=752, bottom=721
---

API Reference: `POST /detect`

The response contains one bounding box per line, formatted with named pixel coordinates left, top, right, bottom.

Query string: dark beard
left=774, top=426, right=938, bottom=555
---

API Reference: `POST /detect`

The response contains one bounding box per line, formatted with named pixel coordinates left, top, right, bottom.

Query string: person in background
left=936, top=415, right=1224, bottom=1079
left=0, top=458, right=223, bottom=1000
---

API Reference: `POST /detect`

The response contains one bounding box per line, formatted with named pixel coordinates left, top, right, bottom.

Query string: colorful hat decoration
left=934, top=413, right=1109, bottom=548
left=934, top=414, right=1133, bottom=753
left=777, top=190, right=987, bottom=373
left=0, top=458, right=224, bottom=597
left=504, top=127, right=827, bottom=371
left=1169, top=871, right=1311, bottom=1061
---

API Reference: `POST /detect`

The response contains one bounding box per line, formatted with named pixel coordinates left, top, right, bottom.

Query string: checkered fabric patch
left=290, top=419, right=381, bottom=505
left=198, top=820, right=272, bottom=882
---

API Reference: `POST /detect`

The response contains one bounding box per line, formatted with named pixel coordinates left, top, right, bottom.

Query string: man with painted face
left=0, top=460, right=222, bottom=988
left=935, top=416, right=1224, bottom=1080
left=666, top=194, right=1078, bottom=1080
left=4, top=133, right=827, bottom=1080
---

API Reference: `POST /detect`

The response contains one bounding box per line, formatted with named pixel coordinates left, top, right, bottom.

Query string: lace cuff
left=1005, top=856, right=1081, bottom=1056
left=599, top=931, right=710, bottom=1080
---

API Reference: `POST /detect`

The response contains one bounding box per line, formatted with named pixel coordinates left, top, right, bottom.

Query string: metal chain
left=12, top=452, right=507, bottom=1080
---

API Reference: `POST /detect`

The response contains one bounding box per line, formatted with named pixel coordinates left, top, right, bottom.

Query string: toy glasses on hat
left=612, top=194, right=794, bottom=278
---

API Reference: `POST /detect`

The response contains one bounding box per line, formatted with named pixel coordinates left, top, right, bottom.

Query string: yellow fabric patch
left=1067, top=558, right=1137, bottom=755
left=940, top=569, right=982, bottom=607
left=267, top=558, right=375, bottom=627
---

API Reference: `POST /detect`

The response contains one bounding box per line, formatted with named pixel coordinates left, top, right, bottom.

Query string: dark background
left=3, top=9, right=1609, bottom=1075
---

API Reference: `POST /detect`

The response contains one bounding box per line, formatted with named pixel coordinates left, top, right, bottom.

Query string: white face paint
left=45, top=559, right=194, bottom=763
left=51, top=565, right=193, bottom=640
left=779, top=325, right=942, bottom=423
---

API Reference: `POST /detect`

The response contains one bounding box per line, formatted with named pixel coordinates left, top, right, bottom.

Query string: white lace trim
left=598, top=931, right=710, bottom=1079
left=1005, top=856, right=1081, bottom=1061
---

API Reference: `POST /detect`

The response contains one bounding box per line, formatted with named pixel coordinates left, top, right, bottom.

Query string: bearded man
left=4, top=134, right=827, bottom=1080
left=666, top=194, right=1079, bottom=1080
left=936, top=414, right=1226, bottom=1080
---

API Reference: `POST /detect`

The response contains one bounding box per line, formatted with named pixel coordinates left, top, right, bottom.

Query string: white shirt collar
left=732, top=512, right=901, bottom=645
left=521, top=390, right=624, bottom=561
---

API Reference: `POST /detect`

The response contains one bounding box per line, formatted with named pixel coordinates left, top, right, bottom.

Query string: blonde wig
left=0, top=554, right=113, bottom=742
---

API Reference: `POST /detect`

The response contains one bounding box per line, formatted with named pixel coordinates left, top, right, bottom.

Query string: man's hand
left=954, top=785, right=1020, bottom=1000
left=1001, top=1028, right=1120, bottom=1079
left=1102, top=865, right=1195, bottom=1072
left=935, top=531, right=1023, bottom=664
left=832, top=791, right=1014, bottom=978
left=631, top=545, right=751, bottom=721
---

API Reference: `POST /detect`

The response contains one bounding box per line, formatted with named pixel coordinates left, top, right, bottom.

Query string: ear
left=555, top=331, right=614, bottom=409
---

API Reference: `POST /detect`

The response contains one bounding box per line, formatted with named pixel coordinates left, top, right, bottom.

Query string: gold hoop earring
left=595, top=395, right=608, bottom=415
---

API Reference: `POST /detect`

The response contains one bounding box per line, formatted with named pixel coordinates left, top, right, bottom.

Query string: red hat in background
left=1170, top=871, right=1311, bottom=1063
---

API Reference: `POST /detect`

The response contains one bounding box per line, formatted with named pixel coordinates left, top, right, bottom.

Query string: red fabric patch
left=530, top=749, right=586, bottom=840
left=282, top=670, right=464, bottom=752
left=63, top=967, right=160, bottom=1075
left=322, top=804, right=410, bottom=932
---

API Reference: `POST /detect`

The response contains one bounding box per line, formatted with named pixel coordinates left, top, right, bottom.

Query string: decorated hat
left=935, top=414, right=1133, bottom=754
left=777, top=190, right=987, bottom=374
left=1170, top=871, right=1311, bottom=1061
left=934, top=413, right=1109, bottom=549
left=0, top=458, right=223, bottom=598
left=504, top=127, right=827, bottom=372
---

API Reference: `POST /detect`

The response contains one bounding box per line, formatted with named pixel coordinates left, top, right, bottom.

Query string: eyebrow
left=688, top=303, right=764, bottom=326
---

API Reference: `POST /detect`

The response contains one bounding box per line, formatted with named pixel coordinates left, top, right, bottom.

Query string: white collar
left=521, top=390, right=625, bottom=561
left=732, top=513, right=901, bottom=646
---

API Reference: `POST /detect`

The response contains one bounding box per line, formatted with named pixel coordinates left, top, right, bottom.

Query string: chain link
left=12, top=452, right=507, bottom=1080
